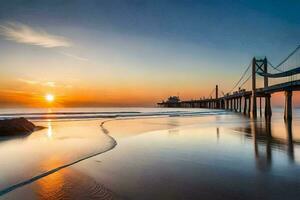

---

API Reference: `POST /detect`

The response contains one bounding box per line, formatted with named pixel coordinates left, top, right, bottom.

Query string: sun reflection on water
left=47, top=120, right=53, bottom=138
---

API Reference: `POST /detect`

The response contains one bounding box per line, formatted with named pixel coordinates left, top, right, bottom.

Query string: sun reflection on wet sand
left=35, top=157, right=65, bottom=200
left=33, top=158, right=116, bottom=200
left=47, top=120, right=53, bottom=139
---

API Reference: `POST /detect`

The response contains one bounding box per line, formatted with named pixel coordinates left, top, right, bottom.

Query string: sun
left=45, top=94, right=55, bottom=102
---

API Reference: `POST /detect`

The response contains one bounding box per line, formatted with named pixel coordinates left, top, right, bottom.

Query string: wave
left=0, top=110, right=228, bottom=121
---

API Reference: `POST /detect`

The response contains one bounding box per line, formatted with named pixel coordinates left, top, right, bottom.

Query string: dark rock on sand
left=0, top=117, right=38, bottom=136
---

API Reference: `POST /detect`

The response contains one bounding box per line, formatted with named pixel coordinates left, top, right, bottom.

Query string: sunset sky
left=0, top=0, right=299, bottom=107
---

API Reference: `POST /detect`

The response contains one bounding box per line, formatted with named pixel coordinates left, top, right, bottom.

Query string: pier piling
left=284, top=91, right=292, bottom=121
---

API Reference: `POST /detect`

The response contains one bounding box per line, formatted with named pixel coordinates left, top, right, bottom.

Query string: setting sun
left=45, top=94, right=55, bottom=102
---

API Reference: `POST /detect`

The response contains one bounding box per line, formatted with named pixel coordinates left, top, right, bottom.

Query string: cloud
left=17, top=78, right=39, bottom=85
left=60, top=51, right=89, bottom=62
left=17, top=78, right=73, bottom=89
left=18, top=79, right=55, bottom=87
left=43, top=81, right=56, bottom=87
left=0, top=22, right=71, bottom=48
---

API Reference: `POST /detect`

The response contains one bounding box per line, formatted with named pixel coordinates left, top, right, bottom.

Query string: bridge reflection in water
left=233, top=118, right=297, bottom=171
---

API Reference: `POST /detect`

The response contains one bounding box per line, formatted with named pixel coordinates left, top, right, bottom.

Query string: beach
left=1, top=108, right=300, bottom=199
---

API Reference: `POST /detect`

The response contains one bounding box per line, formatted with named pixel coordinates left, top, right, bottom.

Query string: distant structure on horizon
left=167, top=96, right=180, bottom=103
left=161, top=96, right=181, bottom=107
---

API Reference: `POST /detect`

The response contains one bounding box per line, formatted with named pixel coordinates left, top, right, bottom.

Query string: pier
left=158, top=46, right=300, bottom=121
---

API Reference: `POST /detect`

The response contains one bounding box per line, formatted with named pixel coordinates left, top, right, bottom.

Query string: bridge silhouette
left=158, top=45, right=300, bottom=121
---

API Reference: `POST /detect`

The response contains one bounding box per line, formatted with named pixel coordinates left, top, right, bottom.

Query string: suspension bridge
left=158, top=45, right=300, bottom=121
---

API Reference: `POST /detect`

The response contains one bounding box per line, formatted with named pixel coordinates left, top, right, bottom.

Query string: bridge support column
left=234, top=98, right=237, bottom=111
left=233, top=99, right=235, bottom=111
left=239, top=97, right=242, bottom=112
left=284, top=91, right=292, bottom=121
left=265, top=94, right=272, bottom=119
left=233, top=98, right=236, bottom=111
left=243, top=97, right=247, bottom=114
left=259, top=97, right=262, bottom=117
left=227, top=99, right=230, bottom=110
left=252, top=58, right=257, bottom=118
left=226, top=99, right=229, bottom=110
left=230, top=99, right=233, bottom=110
left=248, top=97, right=251, bottom=115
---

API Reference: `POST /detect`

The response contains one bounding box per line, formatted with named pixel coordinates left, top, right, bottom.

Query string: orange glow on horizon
left=1, top=77, right=300, bottom=108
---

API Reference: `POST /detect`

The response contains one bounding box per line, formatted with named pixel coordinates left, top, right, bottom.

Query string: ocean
left=0, top=107, right=300, bottom=199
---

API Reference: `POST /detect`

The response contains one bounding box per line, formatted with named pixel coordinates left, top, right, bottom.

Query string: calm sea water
left=0, top=107, right=300, bottom=199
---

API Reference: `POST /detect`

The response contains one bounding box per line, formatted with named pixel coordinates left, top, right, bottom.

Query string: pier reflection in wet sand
left=237, top=117, right=297, bottom=170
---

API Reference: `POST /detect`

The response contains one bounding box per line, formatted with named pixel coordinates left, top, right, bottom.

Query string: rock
left=0, top=117, right=36, bottom=136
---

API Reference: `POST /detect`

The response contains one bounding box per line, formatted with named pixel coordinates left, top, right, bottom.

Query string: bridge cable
left=267, top=61, right=283, bottom=72
left=239, top=74, right=251, bottom=89
left=208, top=87, right=216, bottom=98
left=239, top=67, right=263, bottom=89
left=228, top=61, right=251, bottom=93
left=274, top=45, right=300, bottom=70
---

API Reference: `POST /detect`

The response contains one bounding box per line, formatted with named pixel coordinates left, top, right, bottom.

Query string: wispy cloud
left=17, top=78, right=73, bottom=89
left=43, top=81, right=56, bottom=87
left=60, top=51, right=89, bottom=62
left=0, top=22, right=71, bottom=48
left=17, top=78, right=39, bottom=85
left=18, top=78, right=55, bottom=87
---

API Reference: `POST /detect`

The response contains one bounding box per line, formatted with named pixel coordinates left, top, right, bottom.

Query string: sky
left=0, top=0, right=299, bottom=107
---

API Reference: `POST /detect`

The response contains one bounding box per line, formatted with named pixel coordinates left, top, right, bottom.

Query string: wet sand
left=2, top=111, right=300, bottom=199
left=0, top=120, right=116, bottom=195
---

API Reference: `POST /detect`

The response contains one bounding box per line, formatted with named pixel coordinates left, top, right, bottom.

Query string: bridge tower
left=264, top=57, right=272, bottom=118
left=216, top=85, right=218, bottom=108
left=252, top=57, right=272, bottom=118
left=252, top=57, right=257, bottom=118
